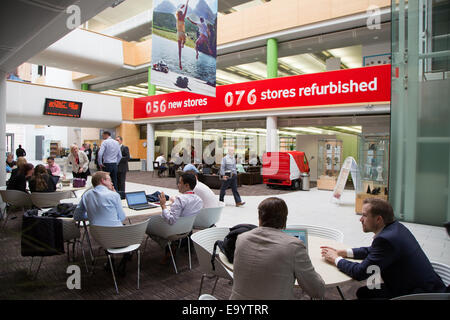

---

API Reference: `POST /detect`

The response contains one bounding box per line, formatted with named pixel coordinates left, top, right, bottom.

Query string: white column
left=0, top=72, right=6, bottom=186
left=266, top=116, right=278, bottom=152
left=194, top=120, right=203, bottom=164
left=146, top=123, right=155, bottom=171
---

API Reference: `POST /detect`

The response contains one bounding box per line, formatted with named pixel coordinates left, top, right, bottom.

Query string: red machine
left=262, top=151, right=310, bottom=190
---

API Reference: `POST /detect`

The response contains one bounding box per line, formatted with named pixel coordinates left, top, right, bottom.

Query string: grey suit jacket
left=230, top=227, right=325, bottom=300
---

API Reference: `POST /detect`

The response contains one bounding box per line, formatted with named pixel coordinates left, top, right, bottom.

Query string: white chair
left=193, top=207, right=223, bottom=229
left=144, top=215, right=196, bottom=274
left=285, top=224, right=344, bottom=242
left=0, top=190, right=33, bottom=231
left=30, top=191, right=72, bottom=209
left=431, top=261, right=450, bottom=286
left=191, top=227, right=233, bottom=297
left=89, top=219, right=149, bottom=294
left=391, top=293, right=450, bottom=300
left=199, top=294, right=218, bottom=300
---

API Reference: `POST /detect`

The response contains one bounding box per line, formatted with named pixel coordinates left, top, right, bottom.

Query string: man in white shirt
left=183, top=168, right=219, bottom=208
left=155, top=154, right=167, bottom=177
left=149, top=172, right=202, bottom=264
left=98, top=131, right=122, bottom=191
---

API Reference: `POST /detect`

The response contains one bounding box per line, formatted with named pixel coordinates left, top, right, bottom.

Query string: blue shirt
left=183, top=163, right=199, bottom=173
left=74, top=185, right=126, bottom=226
left=220, top=154, right=237, bottom=176
left=98, top=137, right=122, bottom=166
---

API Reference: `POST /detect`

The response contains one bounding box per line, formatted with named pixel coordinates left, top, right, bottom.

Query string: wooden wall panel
left=121, top=97, right=134, bottom=120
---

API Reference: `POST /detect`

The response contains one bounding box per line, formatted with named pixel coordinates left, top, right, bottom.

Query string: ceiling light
left=335, top=126, right=362, bottom=133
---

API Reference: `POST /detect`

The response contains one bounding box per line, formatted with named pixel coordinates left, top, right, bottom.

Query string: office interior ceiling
left=0, top=0, right=117, bottom=74
left=87, top=0, right=268, bottom=37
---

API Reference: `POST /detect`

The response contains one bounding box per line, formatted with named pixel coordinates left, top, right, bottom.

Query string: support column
left=194, top=120, right=203, bottom=164
left=146, top=67, right=156, bottom=171
left=148, top=67, right=156, bottom=96
left=267, top=38, right=278, bottom=79
left=0, top=72, right=6, bottom=186
left=147, top=123, right=155, bottom=171
left=266, top=116, right=278, bottom=152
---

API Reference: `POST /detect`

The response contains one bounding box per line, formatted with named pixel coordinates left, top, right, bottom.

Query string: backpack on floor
left=211, top=223, right=257, bottom=270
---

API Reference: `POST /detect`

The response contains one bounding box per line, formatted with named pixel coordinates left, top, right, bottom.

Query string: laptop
left=283, top=229, right=308, bottom=252
left=125, top=191, right=158, bottom=210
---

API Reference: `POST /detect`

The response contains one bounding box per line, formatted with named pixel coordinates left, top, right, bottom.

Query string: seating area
left=0, top=182, right=448, bottom=301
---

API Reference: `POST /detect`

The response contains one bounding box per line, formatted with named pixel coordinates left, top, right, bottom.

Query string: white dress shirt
left=162, top=191, right=203, bottom=225
left=194, top=181, right=219, bottom=208
left=98, top=137, right=122, bottom=166
left=335, top=249, right=354, bottom=265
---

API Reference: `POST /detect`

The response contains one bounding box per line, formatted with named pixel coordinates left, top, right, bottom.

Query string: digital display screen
left=43, top=98, right=82, bottom=118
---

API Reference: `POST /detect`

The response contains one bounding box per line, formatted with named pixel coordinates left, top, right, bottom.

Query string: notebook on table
left=125, top=191, right=158, bottom=211
left=283, top=229, right=308, bottom=252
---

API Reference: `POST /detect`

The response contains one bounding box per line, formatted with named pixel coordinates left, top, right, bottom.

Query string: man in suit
left=116, top=136, right=130, bottom=195
left=230, top=197, right=325, bottom=300
left=321, top=198, right=446, bottom=299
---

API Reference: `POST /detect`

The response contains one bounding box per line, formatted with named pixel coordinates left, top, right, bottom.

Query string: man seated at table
left=45, top=156, right=61, bottom=177
left=183, top=168, right=219, bottom=208
left=73, top=171, right=130, bottom=276
left=321, top=198, right=447, bottom=299
left=230, top=197, right=325, bottom=300
left=155, top=154, right=168, bottom=177
left=149, top=172, right=202, bottom=263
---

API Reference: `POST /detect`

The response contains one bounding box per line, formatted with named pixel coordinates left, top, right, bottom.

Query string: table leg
left=336, top=286, right=345, bottom=300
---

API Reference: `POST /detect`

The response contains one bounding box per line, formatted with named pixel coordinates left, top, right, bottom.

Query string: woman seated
left=29, top=164, right=57, bottom=193
left=7, top=163, right=34, bottom=193
left=9, top=156, right=27, bottom=180
left=6, top=152, right=16, bottom=169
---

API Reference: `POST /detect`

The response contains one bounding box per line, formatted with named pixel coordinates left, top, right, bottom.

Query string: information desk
left=218, top=235, right=359, bottom=288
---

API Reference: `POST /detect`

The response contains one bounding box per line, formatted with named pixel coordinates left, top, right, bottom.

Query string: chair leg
left=167, top=241, right=178, bottom=274
left=187, top=236, right=192, bottom=270
left=77, top=239, right=89, bottom=273
left=108, top=254, right=119, bottom=294
left=82, top=222, right=94, bottom=261
left=198, top=274, right=206, bottom=298
left=211, top=276, right=219, bottom=295
left=137, top=249, right=140, bottom=290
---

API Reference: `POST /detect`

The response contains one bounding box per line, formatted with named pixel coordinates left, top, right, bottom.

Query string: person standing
left=66, top=144, right=90, bottom=180
left=115, top=136, right=130, bottom=194
left=84, top=143, right=93, bottom=162
left=219, top=147, right=245, bottom=207
left=15, top=144, right=26, bottom=159
left=98, top=131, right=122, bottom=192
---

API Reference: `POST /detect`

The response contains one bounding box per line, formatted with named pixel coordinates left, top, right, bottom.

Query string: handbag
left=73, top=178, right=86, bottom=188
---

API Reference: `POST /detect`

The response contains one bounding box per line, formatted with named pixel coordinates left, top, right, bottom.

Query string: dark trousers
left=72, top=171, right=88, bottom=180
left=219, top=174, right=242, bottom=204
left=356, top=284, right=395, bottom=300
left=103, top=163, right=119, bottom=191
left=117, top=170, right=127, bottom=193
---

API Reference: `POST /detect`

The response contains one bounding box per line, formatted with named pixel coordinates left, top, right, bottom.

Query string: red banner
left=134, top=65, right=390, bottom=119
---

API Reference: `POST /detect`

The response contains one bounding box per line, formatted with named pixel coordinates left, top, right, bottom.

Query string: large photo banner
left=151, top=0, right=217, bottom=97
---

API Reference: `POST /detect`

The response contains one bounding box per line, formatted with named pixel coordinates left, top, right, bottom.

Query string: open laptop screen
left=283, top=229, right=308, bottom=251
left=125, top=191, right=148, bottom=206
